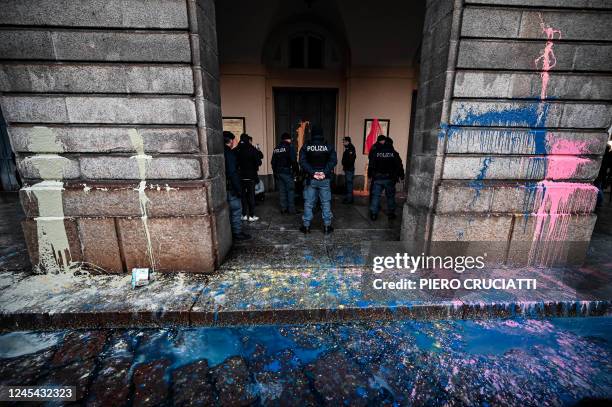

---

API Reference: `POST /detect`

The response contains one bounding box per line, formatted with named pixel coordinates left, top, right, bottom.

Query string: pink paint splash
left=528, top=16, right=598, bottom=265
left=534, top=13, right=561, bottom=100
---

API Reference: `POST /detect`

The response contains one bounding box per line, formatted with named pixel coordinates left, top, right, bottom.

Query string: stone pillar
left=403, top=0, right=612, bottom=265
left=0, top=0, right=230, bottom=273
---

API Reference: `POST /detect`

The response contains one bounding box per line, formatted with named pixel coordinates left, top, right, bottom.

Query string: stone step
left=0, top=266, right=609, bottom=332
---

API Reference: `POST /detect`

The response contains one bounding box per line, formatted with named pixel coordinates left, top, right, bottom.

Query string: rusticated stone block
left=507, top=214, right=597, bottom=266
left=490, top=183, right=597, bottom=214
left=77, top=218, right=123, bottom=273
left=431, top=214, right=512, bottom=241
left=462, top=8, right=612, bottom=41
left=213, top=203, right=232, bottom=266
left=457, top=40, right=612, bottom=72
left=116, top=216, right=215, bottom=273
left=203, top=100, right=222, bottom=132
left=450, top=100, right=612, bottom=129
left=0, top=0, right=188, bottom=28
left=203, top=126, right=224, bottom=155
left=201, top=154, right=225, bottom=180
left=21, top=218, right=83, bottom=267
left=0, top=30, right=191, bottom=62
left=442, top=156, right=601, bottom=181
left=1, top=96, right=197, bottom=124
left=461, top=7, right=522, bottom=39
left=445, top=128, right=609, bottom=155
left=400, top=204, right=428, bottom=244
left=465, top=0, right=612, bottom=8
left=437, top=183, right=493, bottom=213
left=454, top=72, right=612, bottom=101
left=407, top=175, right=434, bottom=208
left=79, top=156, right=202, bottom=180
left=206, top=176, right=227, bottom=212
left=430, top=214, right=511, bottom=263
left=0, top=64, right=194, bottom=94
left=9, top=126, right=199, bottom=154
left=17, top=155, right=80, bottom=180
left=21, top=183, right=210, bottom=217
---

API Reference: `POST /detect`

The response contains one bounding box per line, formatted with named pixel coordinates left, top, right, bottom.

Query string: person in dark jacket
left=234, top=133, right=262, bottom=221
left=271, top=132, right=299, bottom=214
left=341, top=136, right=356, bottom=204
left=368, top=135, right=398, bottom=220
left=299, top=125, right=337, bottom=234
left=223, top=131, right=250, bottom=241
left=386, top=137, right=405, bottom=184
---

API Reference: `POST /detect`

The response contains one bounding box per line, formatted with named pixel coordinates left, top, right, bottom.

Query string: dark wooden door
left=274, top=88, right=337, bottom=147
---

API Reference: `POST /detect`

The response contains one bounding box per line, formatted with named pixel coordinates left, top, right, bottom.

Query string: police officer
left=271, top=132, right=299, bottom=214
left=341, top=136, right=356, bottom=204
left=368, top=135, right=398, bottom=220
left=223, top=131, right=251, bottom=240
left=299, top=125, right=337, bottom=234
left=386, top=137, right=405, bottom=187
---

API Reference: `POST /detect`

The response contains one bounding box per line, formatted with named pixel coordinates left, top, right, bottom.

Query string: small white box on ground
left=131, top=268, right=150, bottom=289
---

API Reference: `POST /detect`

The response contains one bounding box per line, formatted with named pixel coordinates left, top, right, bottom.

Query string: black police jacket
left=299, top=136, right=338, bottom=179
left=342, top=143, right=356, bottom=171
left=368, top=143, right=397, bottom=179
left=271, top=141, right=297, bottom=174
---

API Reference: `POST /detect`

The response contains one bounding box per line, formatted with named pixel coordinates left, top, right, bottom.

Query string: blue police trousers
left=369, top=178, right=396, bottom=215
left=227, top=190, right=243, bottom=235
left=344, top=170, right=354, bottom=201
left=303, top=178, right=333, bottom=227
left=276, top=171, right=295, bottom=212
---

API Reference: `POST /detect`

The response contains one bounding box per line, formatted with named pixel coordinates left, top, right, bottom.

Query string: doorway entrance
left=273, top=88, right=337, bottom=147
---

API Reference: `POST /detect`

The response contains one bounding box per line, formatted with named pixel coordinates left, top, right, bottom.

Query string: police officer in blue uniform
left=299, top=125, right=337, bottom=234
left=271, top=132, right=299, bottom=214
left=368, top=135, right=398, bottom=220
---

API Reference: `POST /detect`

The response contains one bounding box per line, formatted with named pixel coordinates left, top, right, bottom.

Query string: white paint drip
left=128, top=129, right=156, bottom=270
left=27, top=126, right=64, bottom=153
left=24, top=131, right=76, bottom=273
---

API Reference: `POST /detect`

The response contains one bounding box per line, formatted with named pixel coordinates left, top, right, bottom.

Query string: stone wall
left=403, top=0, right=612, bottom=265
left=0, top=0, right=230, bottom=273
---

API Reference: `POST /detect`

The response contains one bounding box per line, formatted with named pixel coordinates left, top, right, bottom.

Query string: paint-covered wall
left=403, top=0, right=612, bottom=265
left=0, top=0, right=229, bottom=273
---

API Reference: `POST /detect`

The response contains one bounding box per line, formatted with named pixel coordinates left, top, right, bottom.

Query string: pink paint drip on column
left=528, top=15, right=598, bottom=264
left=534, top=13, right=561, bottom=100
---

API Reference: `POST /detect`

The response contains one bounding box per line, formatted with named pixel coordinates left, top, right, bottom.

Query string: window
left=289, top=34, right=324, bottom=69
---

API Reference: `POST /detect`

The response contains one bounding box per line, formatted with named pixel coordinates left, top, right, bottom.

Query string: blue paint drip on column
left=447, top=102, right=551, bottom=206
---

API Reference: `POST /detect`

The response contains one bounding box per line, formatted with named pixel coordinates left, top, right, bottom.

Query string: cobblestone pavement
left=0, top=318, right=610, bottom=406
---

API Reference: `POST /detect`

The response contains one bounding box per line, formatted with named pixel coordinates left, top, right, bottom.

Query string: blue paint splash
left=445, top=102, right=551, bottom=207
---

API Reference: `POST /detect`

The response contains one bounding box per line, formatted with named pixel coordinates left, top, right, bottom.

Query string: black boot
left=323, top=225, right=334, bottom=234
left=387, top=212, right=397, bottom=220
left=300, top=225, right=311, bottom=234
left=370, top=212, right=377, bottom=221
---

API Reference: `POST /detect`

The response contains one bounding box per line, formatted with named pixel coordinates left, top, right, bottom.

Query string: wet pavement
left=0, top=317, right=610, bottom=406
left=1, top=191, right=611, bottom=330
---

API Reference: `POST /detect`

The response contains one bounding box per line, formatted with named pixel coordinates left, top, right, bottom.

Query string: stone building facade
left=404, top=0, right=612, bottom=265
left=0, top=0, right=610, bottom=273
left=0, top=0, right=229, bottom=273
